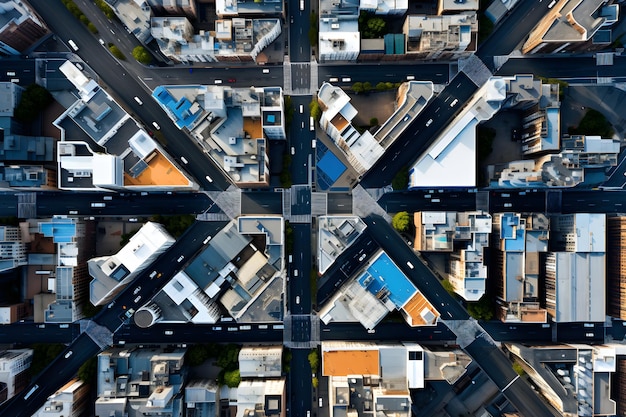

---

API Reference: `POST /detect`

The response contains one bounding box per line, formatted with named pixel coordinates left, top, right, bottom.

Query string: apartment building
left=31, top=378, right=90, bottom=417
left=607, top=216, right=626, bottom=320
left=491, top=212, right=549, bottom=322
left=0, top=225, right=26, bottom=273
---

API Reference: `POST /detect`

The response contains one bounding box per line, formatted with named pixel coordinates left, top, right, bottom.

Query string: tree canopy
left=132, top=46, right=152, bottom=65
left=14, top=84, right=53, bottom=123
left=392, top=211, right=410, bottom=232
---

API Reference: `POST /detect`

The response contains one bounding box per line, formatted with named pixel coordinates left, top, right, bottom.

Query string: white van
left=152, top=121, right=160, bottom=130
left=300, top=0, right=304, bottom=10
left=91, top=202, right=106, bottom=208
left=299, top=104, right=304, bottom=114
left=310, top=116, right=315, bottom=131
left=68, top=40, right=79, bottom=51
left=134, top=96, right=143, bottom=105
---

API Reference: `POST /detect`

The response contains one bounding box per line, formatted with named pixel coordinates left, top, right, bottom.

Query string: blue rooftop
left=39, top=218, right=76, bottom=243
left=358, top=252, right=416, bottom=308
left=152, top=86, right=203, bottom=130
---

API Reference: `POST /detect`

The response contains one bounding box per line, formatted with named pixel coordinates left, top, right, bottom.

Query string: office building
left=607, top=216, right=626, bottom=320
left=31, top=378, right=90, bottom=417
left=88, top=221, right=174, bottom=306
left=0, top=349, right=33, bottom=403
left=545, top=213, right=606, bottom=322
left=0, top=0, right=49, bottom=55
left=0, top=224, right=26, bottom=273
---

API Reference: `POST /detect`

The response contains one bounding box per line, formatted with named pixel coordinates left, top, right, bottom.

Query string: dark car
left=228, top=78, right=236, bottom=83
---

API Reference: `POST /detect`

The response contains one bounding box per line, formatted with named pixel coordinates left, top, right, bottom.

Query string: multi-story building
left=318, top=0, right=360, bottom=62
left=31, top=378, right=90, bottom=417
left=151, top=16, right=281, bottom=63
left=145, top=0, right=197, bottom=18
left=545, top=213, right=606, bottom=322
left=31, top=217, right=96, bottom=323
left=95, top=347, right=187, bottom=417
left=607, top=216, right=626, bottom=320
left=507, top=343, right=622, bottom=416
left=0, top=0, right=49, bottom=55
left=55, top=61, right=195, bottom=192
left=522, top=0, right=619, bottom=54
left=0, top=302, right=29, bottom=325
left=153, top=85, right=284, bottom=187
left=134, top=217, right=285, bottom=325
left=321, top=342, right=434, bottom=417
left=414, top=211, right=491, bottom=301
left=88, top=221, right=175, bottom=306
left=0, top=349, right=33, bottom=403
left=491, top=212, right=549, bottom=322
left=0, top=225, right=26, bottom=273
left=403, top=13, right=478, bottom=60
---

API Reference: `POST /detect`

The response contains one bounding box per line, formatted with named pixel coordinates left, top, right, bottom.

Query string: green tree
left=283, top=348, right=292, bottom=374
left=284, top=95, right=294, bottom=127
left=14, top=84, right=53, bottom=123
left=568, top=108, right=614, bottom=138
left=87, top=22, right=98, bottom=33
left=351, top=82, right=364, bottom=93
left=363, top=81, right=372, bottom=93
left=78, top=356, right=98, bottom=383
left=186, top=344, right=211, bottom=366
left=392, top=211, right=410, bottom=232
left=285, top=220, right=294, bottom=254
left=467, top=295, right=494, bottom=320
left=391, top=166, right=408, bottom=190
left=149, top=214, right=195, bottom=238
left=309, top=99, right=321, bottom=121
left=370, top=117, right=378, bottom=126
left=308, top=350, right=319, bottom=370
left=365, top=17, right=386, bottom=38
left=217, top=344, right=241, bottom=370
left=441, top=279, right=455, bottom=296
left=109, top=44, right=126, bottom=60
left=512, top=362, right=526, bottom=376
left=29, top=344, right=65, bottom=377
left=312, top=376, right=319, bottom=388
left=95, top=0, right=117, bottom=20
left=308, top=12, right=318, bottom=47
left=224, top=369, right=241, bottom=387
left=132, top=46, right=152, bottom=65
left=376, top=82, right=387, bottom=91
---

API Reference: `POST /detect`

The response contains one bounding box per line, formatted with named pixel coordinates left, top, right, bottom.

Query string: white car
left=133, top=286, right=141, bottom=295
left=181, top=156, right=188, bottom=164
left=205, top=175, right=213, bottom=183
left=263, top=68, right=270, bottom=74
left=64, top=351, right=73, bottom=359
left=450, top=99, right=458, bottom=107
left=177, top=255, right=185, bottom=262
left=134, top=96, right=143, bottom=105
left=152, top=121, right=160, bottom=130
left=295, top=296, right=301, bottom=304
left=425, top=119, right=433, bottom=127
left=165, top=330, right=174, bottom=335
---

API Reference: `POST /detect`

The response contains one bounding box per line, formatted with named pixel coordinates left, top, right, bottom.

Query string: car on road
left=165, top=330, right=173, bottom=335
left=341, top=77, right=351, bottom=82
left=98, top=38, right=105, bottom=46
left=329, top=77, right=338, bottom=82
left=150, top=271, right=157, bottom=279
left=450, top=98, right=458, bottom=107
left=64, top=351, right=73, bottom=358
left=74, top=62, right=83, bottom=70
left=299, top=105, right=304, bottom=113
left=296, top=296, right=300, bottom=304
left=263, top=68, right=270, bottom=73
left=133, top=286, right=141, bottom=295
left=585, top=332, right=594, bottom=337
left=205, top=175, right=213, bottom=183
left=214, top=79, right=222, bottom=84
left=504, top=203, right=512, bottom=208
left=124, top=308, right=135, bottom=319
left=228, top=78, right=236, bottom=83
left=181, top=156, right=188, bottom=164
left=134, top=295, right=141, bottom=303
left=152, top=121, right=160, bottom=130
left=177, top=255, right=185, bottom=262
left=134, top=96, right=143, bottom=105
left=425, top=119, right=433, bottom=127
left=291, top=146, right=295, bottom=155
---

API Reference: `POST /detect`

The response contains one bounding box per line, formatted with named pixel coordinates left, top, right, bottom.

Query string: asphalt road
left=29, top=1, right=231, bottom=192
left=241, top=191, right=282, bottom=215
left=465, top=336, right=560, bottom=417
left=115, top=323, right=283, bottom=344
left=290, top=96, right=315, bottom=185
left=360, top=72, right=478, bottom=188
left=94, top=220, right=227, bottom=332
left=0, top=322, right=76, bottom=344
left=290, top=224, right=312, bottom=315
left=317, top=63, right=450, bottom=88
left=288, top=0, right=311, bottom=63
left=0, top=333, right=101, bottom=417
